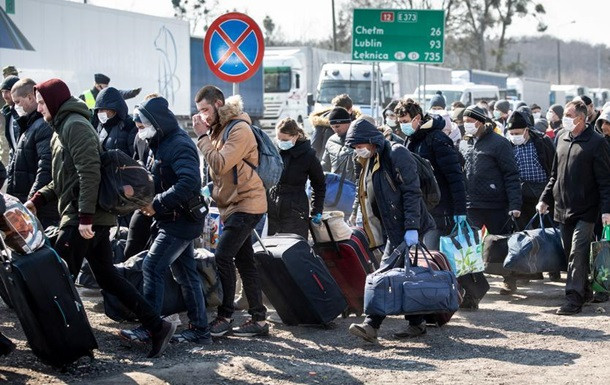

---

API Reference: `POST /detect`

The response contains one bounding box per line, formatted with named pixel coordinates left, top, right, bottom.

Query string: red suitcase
left=409, top=247, right=463, bottom=326
left=311, top=222, right=377, bottom=317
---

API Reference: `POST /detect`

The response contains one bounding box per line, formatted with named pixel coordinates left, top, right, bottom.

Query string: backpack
left=222, top=119, right=283, bottom=189
left=390, top=143, right=440, bottom=211
left=98, top=149, right=155, bottom=215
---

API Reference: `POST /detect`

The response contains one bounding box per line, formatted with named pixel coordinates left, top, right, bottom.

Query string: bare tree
left=171, top=0, right=220, bottom=35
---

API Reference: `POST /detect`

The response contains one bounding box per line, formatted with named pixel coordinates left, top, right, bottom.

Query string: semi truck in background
left=506, top=77, right=551, bottom=110
left=1, top=0, right=191, bottom=116
left=409, top=84, right=500, bottom=110
left=452, top=69, right=509, bottom=89
left=190, top=37, right=264, bottom=122
left=550, top=84, right=589, bottom=106
left=260, top=47, right=349, bottom=132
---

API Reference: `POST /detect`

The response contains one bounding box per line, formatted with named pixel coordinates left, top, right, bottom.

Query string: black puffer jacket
left=267, top=139, right=325, bottom=238
left=407, top=115, right=467, bottom=217
left=2, top=104, right=19, bottom=154
left=459, top=124, right=522, bottom=211
left=540, top=126, right=610, bottom=224
left=94, top=87, right=137, bottom=157
left=309, top=108, right=333, bottom=160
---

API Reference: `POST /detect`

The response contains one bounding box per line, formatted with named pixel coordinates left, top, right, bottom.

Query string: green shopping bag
left=591, top=225, right=610, bottom=293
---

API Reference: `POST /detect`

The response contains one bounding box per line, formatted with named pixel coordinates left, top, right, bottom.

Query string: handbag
left=591, top=225, right=610, bottom=293
left=439, top=220, right=485, bottom=277
left=482, top=216, right=519, bottom=276
left=504, top=213, right=566, bottom=273
left=363, top=243, right=459, bottom=317
left=309, top=211, right=353, bottom=243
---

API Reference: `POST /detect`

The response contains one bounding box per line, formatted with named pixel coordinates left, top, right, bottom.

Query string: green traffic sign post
left=352, top=9, right=445, bottom=64
left=6, top=0, right=15, bottom=14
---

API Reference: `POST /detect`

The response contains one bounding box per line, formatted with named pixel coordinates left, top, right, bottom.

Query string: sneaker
left=556, top=302, right=582, bottom=315
left=548, top=272, right=561, bottom=282
left=592, top=292, right=609, bottom=303
left=119, top=325, right=152, bottom=343
left=348, top=323, right=378, bottom=343
left=393, top=321, right=427, bottom=339
left=148, top=320, right=177, bottom=358
left=209, top=317, right=233, bottom=337
left=233, top=319, right=270, bottom=337
left=499, top=280, right=517, bottom=295
left=170, top=324, right=213, bottom=344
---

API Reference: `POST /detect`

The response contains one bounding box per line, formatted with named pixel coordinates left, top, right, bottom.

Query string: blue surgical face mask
left=400, top=122, right=415, bottom=136
left=277, top=140, right=295, bottom=151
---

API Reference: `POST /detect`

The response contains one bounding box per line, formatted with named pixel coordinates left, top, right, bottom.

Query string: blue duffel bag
left=364, top=243, right=460, bottom=317
left=504, top=213, right=566, bottom=274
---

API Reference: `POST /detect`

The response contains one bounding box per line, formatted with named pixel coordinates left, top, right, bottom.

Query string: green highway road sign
left=352, top=9, right=445, bottom=63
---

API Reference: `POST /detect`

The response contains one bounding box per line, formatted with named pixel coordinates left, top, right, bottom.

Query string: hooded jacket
left=197, top=96, right=267, bottom=222
left=35, top=97, right=115, bottom=228
left=94, top=87, right=137, bottom=157
left=407, top=115, right=467, bottom=217
left=138, top=97, right=204, bottom=240
left=595, top=106, right=610, bottom=140
left=459, top=124, right=522, bottom=211
left=346, top=121, right=435, bottom=247
left=309, top=108, right=333, bottom=160
left=321, top=133, right=356, bottom=183
left=6, top=110, right=57, bottom=221
left=540, top=125, right=610, bottom=224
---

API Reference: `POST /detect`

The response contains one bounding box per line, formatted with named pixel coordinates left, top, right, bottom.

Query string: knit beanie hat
left=463, top=105, right=488, bottom=123
left=2, top=66, right=18, bottom=78
left=506, top=111, right=529, bottom=130
left=430, top=91, right=446, bottom=109
left=94, top=73, right=110, bottom=84
left=0, top=75, right=19, bottom=91
left=328, top=107, right=351, bottom=125
left=550, top=104, right=564, bottom=119
left=495, top=99, right=511, bottom=114
left=34, top=78, right=71, bottom=119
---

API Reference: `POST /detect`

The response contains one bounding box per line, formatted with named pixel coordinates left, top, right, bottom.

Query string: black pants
left=215, top=212, right=266, bottom=321
left=560, top=220, right=595, bottom=306
left=124, top=210, right=154, bottom=260
left=55, top=225, right=161, bottom=331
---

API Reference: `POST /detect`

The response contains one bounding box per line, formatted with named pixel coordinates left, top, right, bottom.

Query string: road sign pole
left=418, top=64, right=421, bottom=103
left=423, top=64, right=427, bottom=108
left=233, top=82, right=239, bottom=96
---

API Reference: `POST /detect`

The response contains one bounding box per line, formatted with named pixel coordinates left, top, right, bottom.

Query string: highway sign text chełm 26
left=352, top=9, right=444, bottom=64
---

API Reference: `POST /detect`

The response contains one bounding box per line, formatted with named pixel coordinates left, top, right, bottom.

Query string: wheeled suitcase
left=253, top=233, right=347, bottom=326
left=0, top=239, right=97, bottom=369
left=311, top=222, right=378, bottom=317
left=409, top=248, right=463, bottom=326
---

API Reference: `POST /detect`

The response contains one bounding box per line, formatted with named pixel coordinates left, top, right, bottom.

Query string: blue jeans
left=143, top=229, right=208, bottom=330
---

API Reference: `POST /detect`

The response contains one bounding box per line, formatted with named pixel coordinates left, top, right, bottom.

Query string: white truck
left=260, top=47, right=348, bottom=132
left=550, top=84, right=589, bottom=106
left=506, top=77, right=551, bottom=111
left=0, top=0, right=191, bottom=115
left=409, top=84, right=500, bottom=110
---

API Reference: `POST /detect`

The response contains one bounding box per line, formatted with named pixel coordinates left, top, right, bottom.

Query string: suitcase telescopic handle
left=252, top=230, right=270, bottom=255
left=0, top=235, right=11, bottom=263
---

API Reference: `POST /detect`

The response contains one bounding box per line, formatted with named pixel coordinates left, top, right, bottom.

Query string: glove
left=509, top=210, right=521, bottom=218
left=536, top=201, right=549, bottom=215
left=403, top=230, right=419, bottom=247
left=311, top=213, right=322, bottom=225
left=453, top=215, right=467, bottom=225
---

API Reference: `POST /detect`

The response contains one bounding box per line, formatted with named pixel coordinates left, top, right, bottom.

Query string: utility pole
left=332, top=0, right=337, bottom=51
left=557, top=40, right=561, bottom=85
left=598, top=46, right=602, bottom=89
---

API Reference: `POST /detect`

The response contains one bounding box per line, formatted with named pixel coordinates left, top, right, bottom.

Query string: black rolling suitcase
left=253, top=233, right=347, bottom=326
left=0, top=238, right=98, bottom=369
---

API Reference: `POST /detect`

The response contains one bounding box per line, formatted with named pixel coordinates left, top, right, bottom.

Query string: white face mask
left=532, top=112, right=541, bottom=120
left=98, top=111, right=109, bottom=124
left=546, top=111, right=556, bottom=122
left=464, top=122, right=478, bottom=136
left=138, top=124, right=156, bottom=139
left=277, top=139, right=294, bottom=151
left=14, top=104, right=27, bottom=117
left=354, top=147, right=372, bottom=158
left=385, top=118, right=396, bottom=127
left=562, top=116, right=576, bottom=132
left=509, top=134, right=526, bottom=146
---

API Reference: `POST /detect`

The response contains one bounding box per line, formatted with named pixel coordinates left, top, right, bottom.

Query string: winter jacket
left=138, top=97, right=204, bottom=240
left=2, top=104, right=19, bottom=155
left=0, top=160, right=6, bottom=189
left=459, top=124, right=522, bottom=211
left=6, top=111, right=58, bottom=222
left=37, top=97, right=115, bottom=228
left=540, top=125, right=610, bottom=224
left=94, top=87, right=137, bottom=157
left=267, top=139, right=325, bottom=238
left=346, top=125, right=435, bottom=247
left=407, top=115, right=467, bottom=216
left=309, top=108, right=333, bottom=160
left=321, top=133, right=357, bottom=183
left=197, top=96, right=267, bottom=222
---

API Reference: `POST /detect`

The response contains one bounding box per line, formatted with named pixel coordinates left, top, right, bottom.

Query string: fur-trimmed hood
left=216, top=95, right=252, bottom=131
left=308, top=106, right=362, bottom=128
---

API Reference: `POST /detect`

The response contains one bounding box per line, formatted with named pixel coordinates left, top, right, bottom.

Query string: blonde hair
left=276, top=117, right=306, bottom=140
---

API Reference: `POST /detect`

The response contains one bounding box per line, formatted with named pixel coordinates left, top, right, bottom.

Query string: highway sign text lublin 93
left=352, top=9, right=445, bottom=64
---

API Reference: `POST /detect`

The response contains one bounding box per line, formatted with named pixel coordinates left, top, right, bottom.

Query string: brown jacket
left=197, top=96, right=267, bottom=221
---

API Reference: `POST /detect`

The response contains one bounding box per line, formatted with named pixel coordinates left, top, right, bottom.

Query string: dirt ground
left=0, top=275, right=608, bottom=385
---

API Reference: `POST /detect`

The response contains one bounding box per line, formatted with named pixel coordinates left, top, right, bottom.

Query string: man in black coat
left=460, top=105, right=522, bottom=295
left=538, top=100, right=610, bottom=315
left=93, top=87, right=137, bottom=157
left=1, top=76, right=20, bottom=160
left=7, top=78, right=58, bottom=228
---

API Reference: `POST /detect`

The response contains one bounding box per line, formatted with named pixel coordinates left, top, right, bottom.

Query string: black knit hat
left=463, top=105, right=488, bottom=123
left=580, top=95, right=593, bottom=106
left=94, top=73, right=110, bottom=84
left=506, top=111, right=529, bottom=130
left=328, top=107, right=351, bottom=125
left=0, top=75, right=19, bottom=91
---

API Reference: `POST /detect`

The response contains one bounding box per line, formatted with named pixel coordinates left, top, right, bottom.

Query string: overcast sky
left=78, top=0, right=607, bottom=46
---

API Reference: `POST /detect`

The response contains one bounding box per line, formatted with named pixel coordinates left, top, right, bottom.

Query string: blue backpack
left=222, top=119, right=283, bottom=189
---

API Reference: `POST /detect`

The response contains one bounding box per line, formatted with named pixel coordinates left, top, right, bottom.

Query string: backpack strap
left=222, top=119, right=254, bottom=185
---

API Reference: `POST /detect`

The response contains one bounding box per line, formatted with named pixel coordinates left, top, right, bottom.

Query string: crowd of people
left=0, top=63, right=609, bottom=359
